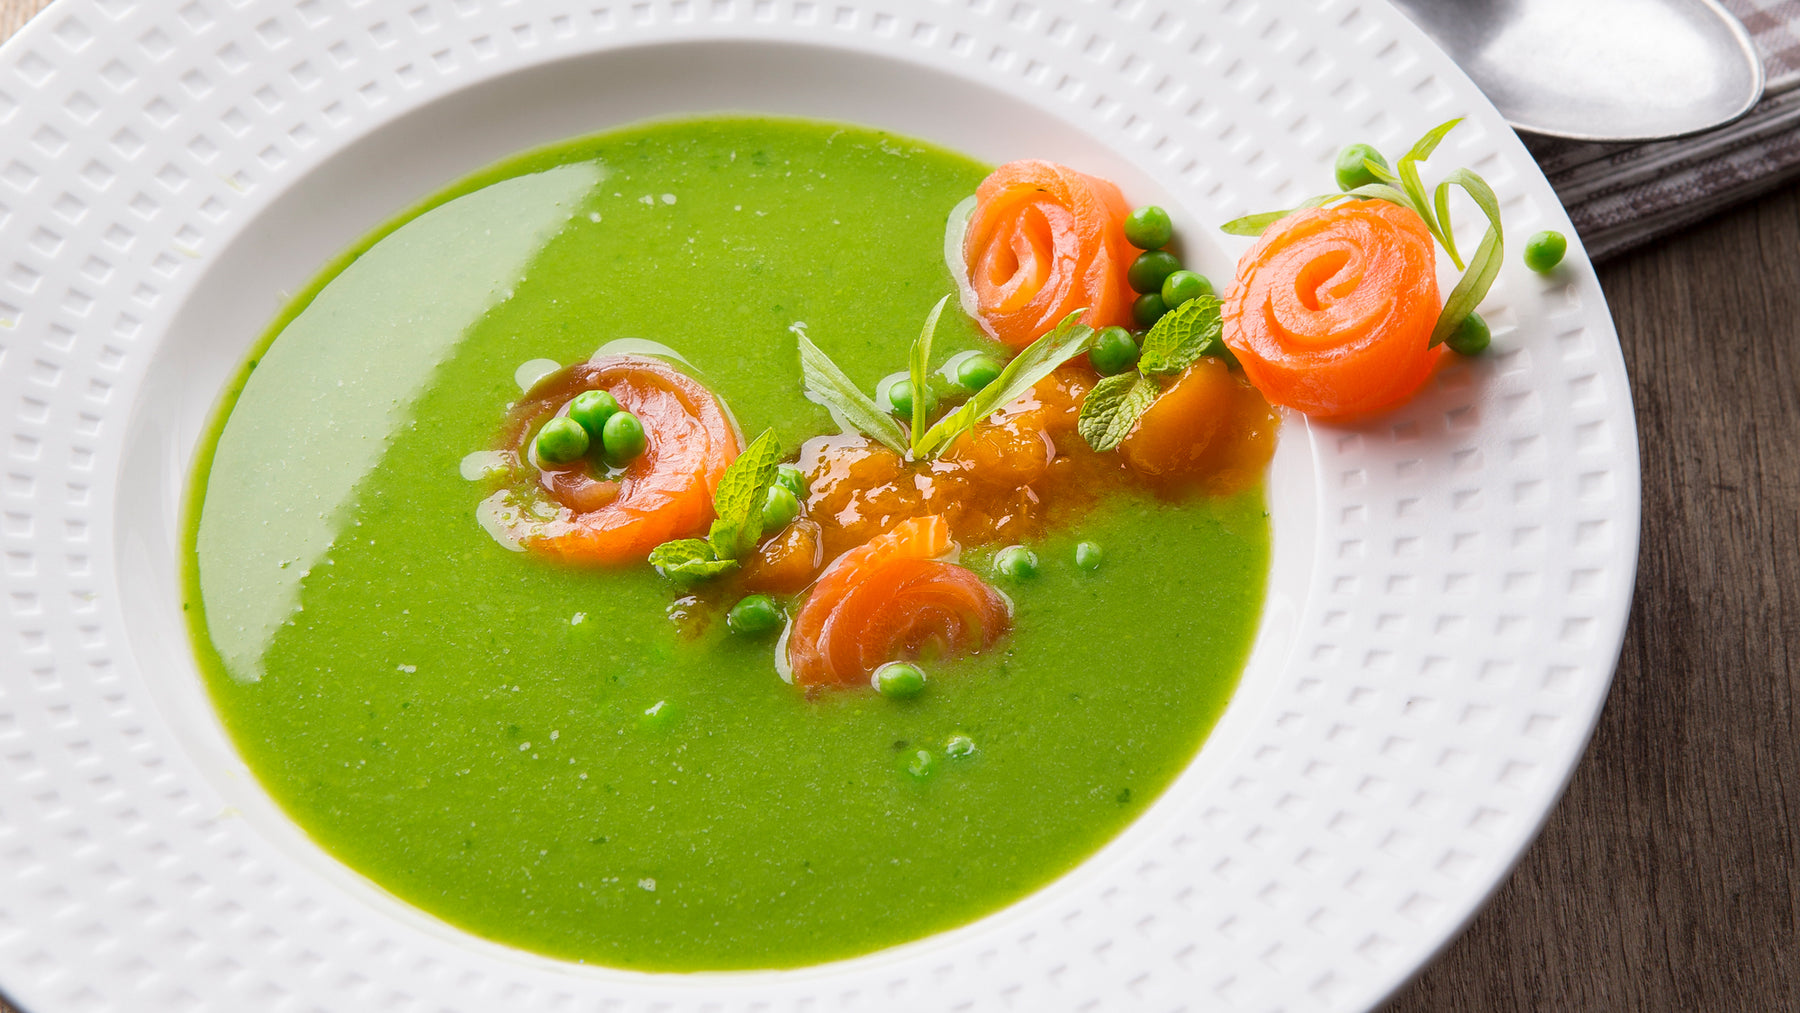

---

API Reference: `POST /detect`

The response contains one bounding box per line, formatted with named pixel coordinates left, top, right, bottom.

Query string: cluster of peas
left=532, top=390, right=650, bottom=467
left=1333, top=142, right=1570, bottom=356
left=1086, top=205, right=1212, bottom=377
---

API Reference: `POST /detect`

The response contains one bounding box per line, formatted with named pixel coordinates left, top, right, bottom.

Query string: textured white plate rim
left=0, top=1, right=1639, bottom=1010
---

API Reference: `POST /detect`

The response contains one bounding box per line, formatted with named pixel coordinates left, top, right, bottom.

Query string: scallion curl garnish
left=1220, top=118, right=1504, bottom=348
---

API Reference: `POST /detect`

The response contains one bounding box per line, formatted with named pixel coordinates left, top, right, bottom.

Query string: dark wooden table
left=2, top=2, right=1795, bottom=1010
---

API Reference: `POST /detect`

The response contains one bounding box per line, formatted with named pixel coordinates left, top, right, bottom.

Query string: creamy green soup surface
left=184, top=117, right=1269, bottom=969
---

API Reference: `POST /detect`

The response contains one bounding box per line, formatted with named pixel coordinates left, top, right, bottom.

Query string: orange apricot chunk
left=741, top=519, right=824, bottom=595
left=1120, top=358, right=1234, bottom=478
left=1222, top=199, right=1442, bottom=418
left=1118, top=358, right=1280, bottom=492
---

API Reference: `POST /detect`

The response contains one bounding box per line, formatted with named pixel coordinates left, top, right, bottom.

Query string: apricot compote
left=741, top=360, right=1277, bottom=591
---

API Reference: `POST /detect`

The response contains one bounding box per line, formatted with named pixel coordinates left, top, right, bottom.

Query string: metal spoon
left=1390, top=0, right=1765, bottom=142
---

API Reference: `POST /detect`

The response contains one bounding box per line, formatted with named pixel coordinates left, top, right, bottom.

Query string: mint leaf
left=647, top=428, right=785, bottom=580
left=1077, top=372, right=1157, bottom=453
left=648, top=538, right=738, bottom=582
left=912, top=310, right=1094, bottom=459
left=797, top=329, right=908, bottom=454
left=706, top=428, right=782, bottom=560
left=1138, top=295, right=1223, bottom=376
left=908, top=295, right=949, bottom=450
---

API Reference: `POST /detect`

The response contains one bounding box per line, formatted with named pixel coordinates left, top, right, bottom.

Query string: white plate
left=0, top=1, right=1638, bottom=1010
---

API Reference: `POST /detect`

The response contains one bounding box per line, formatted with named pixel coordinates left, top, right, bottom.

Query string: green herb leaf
left=705, top=428, right=783, bottom=560
left=1217, top=192, right=1347, bottom=237
left=1360, top=157, right=1403, bottom=187
left=912, top=311, right=1094, bottom=459
left=1402, top=117, right=1463, bottom=165
left=1219, top=209, right=1292, bottom=236
left=796, top=329, right=909, bottom=454
left=1431, top=179, right=1462, bottom=268
left=1138, top=295, right=1224, bottom=375
left=1429, top=167, right=1505, bottom=348
left=648, top=539, right=739, bottom=582
left=1343, top=182, right=1414, bottom=208
left=1394, top=118, right=1466, bottom=266
left=909, top=295, right=949, bottom=449
left=1076, top=372, right=1158, bottom=453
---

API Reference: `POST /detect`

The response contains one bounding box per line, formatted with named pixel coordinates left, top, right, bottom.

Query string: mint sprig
left=647, top=538, right=740, bottom=582
left=705, top=429, right=784, bottom=560
left=1076, top=295, right=1226, bottom=452
left=1219, top=118, right=1504, bottom=349
left=1077, top=373, right=1158, bottom=452
left=1138, top=294, right=1227, bottom=375
left=648, top=428, right=783, bottom=582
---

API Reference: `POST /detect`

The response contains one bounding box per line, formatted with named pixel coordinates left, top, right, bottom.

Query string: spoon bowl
left=1392, top=0, right=1765, bottom=142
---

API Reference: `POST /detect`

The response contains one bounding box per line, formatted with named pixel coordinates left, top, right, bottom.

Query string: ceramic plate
left=0, top=0, right=1638, bottom=1009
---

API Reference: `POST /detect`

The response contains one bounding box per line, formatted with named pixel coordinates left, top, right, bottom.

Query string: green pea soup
left=183, top=116, right=1271, bottom=970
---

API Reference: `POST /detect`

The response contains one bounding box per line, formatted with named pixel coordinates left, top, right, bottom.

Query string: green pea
left=1127, top=249, right=1181, bottom=294
left=1123, top=205, right=1173, bottom=250
left=1132, top=292, right=1168, bottom=329
left=761, top=484, right=800, bottom=531
left=955, top=352, right=1004, bottom=391
left=994, top=544, right=1038, bottom=580
left=601, top=410, right=647, bottom=465
left=1524, top=230, right=1567, bottom=272
left=904, top=749, right=934, bottom=779
left=638, top=699, right=677, bottom=732
left=1335, top=143, right=1389, bottom=191
left=533, top=416, right=589, bottom=464
left=1074, top=541, right=1103, bottom=571
left=887, top=377, right=916, bottom=417
left=1160, top=270, right=1212, bottom=308
left=567, top=389, right=621, bottom=437
left=1444, top=312, right=1491, bottom=355
left=944, top=733, right=977, bottom=758
left=873, top=661, right=927, bottom=699
left=568, top=611, right=599, bottom=641
left=775, top=463, right=808, bottom=500
left=726, top=594, right=784, bottom=636
left=1088, top=326, right=1139, bottom=376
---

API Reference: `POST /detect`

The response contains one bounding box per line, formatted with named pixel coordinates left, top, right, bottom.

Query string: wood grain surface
left=0, top=2, right=1795, bottom=1010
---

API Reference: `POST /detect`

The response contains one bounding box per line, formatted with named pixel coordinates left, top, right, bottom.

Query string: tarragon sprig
left=1220, top=118, right=1504, bottom=348
left=797, top=300, right=1095, bottom=461
left=910, top=310, right=1093, bottom=459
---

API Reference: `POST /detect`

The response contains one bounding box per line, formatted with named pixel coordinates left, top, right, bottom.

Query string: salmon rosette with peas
left=483, top=120, right=1518, bottom=697
left=491, top=354, right=739, bottom=565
